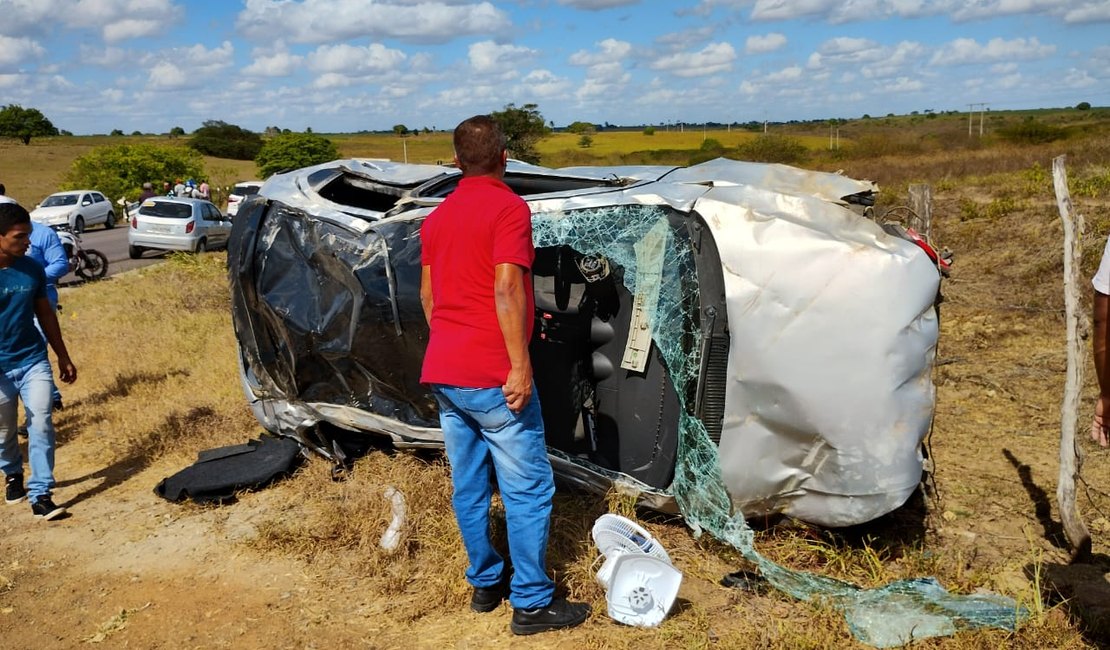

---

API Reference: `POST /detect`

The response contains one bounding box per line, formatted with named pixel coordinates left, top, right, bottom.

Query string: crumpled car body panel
left=228, top=157, right=939, bottom=527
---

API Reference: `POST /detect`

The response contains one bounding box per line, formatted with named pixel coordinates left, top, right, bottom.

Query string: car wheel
left=128, top=245, right=143, bottom=259
left=74, top=216, right=85, bottom=234
left=104, top=211, right=116, bottom=229
left=195, top=238, right=207, bottom=253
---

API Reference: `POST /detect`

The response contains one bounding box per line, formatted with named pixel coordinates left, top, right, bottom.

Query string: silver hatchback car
left=128, top=197, right=232, bottom=258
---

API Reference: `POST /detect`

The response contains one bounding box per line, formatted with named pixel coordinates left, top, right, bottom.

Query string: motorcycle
left=53, top=224, right=108, bottom=281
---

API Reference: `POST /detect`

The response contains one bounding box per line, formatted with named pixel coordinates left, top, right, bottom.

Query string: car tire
left=104, top=211, right=116, bottom=229
left=128, top=245, right=143, bottom=259
left=195, top=238, right=207, bottom=253
left=76, top=250, right=108, bottom=281
left=74, top=216, right=85, bottom=234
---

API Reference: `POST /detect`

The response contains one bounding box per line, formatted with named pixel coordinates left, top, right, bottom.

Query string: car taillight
left=130, top=216, right=137, bottom=228
left=186, top=221, right=195, bottom=234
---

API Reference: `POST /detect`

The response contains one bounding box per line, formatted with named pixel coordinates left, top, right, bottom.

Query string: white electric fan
left=591, top=513, right=683, bottom=627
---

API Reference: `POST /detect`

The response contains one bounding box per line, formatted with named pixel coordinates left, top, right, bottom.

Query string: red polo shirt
left=420, top=175, right=535, bottom=387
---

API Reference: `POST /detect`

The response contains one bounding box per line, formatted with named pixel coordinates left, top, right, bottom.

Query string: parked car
left=226, top=181, right=263, bottom=217
left=30, top=190, right=116, bottom=233
left=128, top=196, right=232, bottom=258
left=227, top=157, right=944, bottom=529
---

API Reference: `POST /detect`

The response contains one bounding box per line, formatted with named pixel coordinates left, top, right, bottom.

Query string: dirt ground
left=3, top=192, right=1110, bottom=649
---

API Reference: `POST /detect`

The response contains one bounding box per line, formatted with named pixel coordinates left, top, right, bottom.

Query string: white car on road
left=226, top=181, right=263, bottom=217
left=128, top=196, right=232, bottom=257
left=31, top=190, right=117, bottom=233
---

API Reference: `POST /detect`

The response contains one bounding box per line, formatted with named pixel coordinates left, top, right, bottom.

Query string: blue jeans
left=1, top=358, right=58, bottom=501
left=33, top=306, right=63, bottom=405
left=430, top=384, right=555, bottom=610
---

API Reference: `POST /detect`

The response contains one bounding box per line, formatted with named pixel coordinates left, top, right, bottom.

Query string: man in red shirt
left=420, top=115, right=589, bottom=635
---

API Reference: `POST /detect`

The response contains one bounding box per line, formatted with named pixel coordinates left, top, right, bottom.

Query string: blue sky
left=1, top=0, right=1108, bottom=135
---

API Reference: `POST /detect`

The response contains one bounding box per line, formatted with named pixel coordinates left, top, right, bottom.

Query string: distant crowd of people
left=146, top=179, right=211, bottom=201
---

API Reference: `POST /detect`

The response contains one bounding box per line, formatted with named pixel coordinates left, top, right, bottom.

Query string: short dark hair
left=0, top=201, right=30, bottom=234
left=453, top=115, right=505, bottom=176
left=0, top=182, right=6, bottom=195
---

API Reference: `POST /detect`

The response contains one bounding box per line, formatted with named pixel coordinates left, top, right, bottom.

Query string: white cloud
left=102, top=18, right=163, bottom=43
left=751, top=0, right=838, bottom=21
left=557, top=0, right=640, bottom=8
left=0, top=36, right=45, bottom=70
left=567, top=38, right=635, bottom=100
left=468, top=41, right=537, bottom=74
left=765, top=64, right=803, bottom=82
left=650, top=42, right=736, bottom=77
left=1062, top=2, right=1110, bottom=23
left=236, top=0, right=512, bottom=44
left=817, top=37, right=884, bottom=63
left=307, top=43, right=407, bottom=75
left=144, top=41, right=235, bottom=90
left=243, top=50, right=305, bottom=77
left=950, top=0, right=1074, bottom=22
left=860, top=41, right=926, bottom=79
left=990, top=62, right=1019, bottom=74
left=744, top=0, right=1110, bottom=24
left=576, top=72, right=631, bottom=100
left=931, top=37, right=1055, bottom=65
left=569, top=39, right=632, bottom=66
left=886, top=76, right=924, bottom=93
left=516, top=69, right=574, bottom=99
left=679, top=0, right=753, bottom=18
left=745, top=32, right=786, bottom=54
left=78, top=45, right=131, bottom=68
left=656, top=26, right=718, bottom=49
left=1061, top=68, right=1099, bottom=88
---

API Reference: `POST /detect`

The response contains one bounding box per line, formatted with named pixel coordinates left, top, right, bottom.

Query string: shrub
left=255, top=132, right=339, bottom=178
left=1073, top=167, right=1110, bottom=198
left=997, top=118, right=1066, bottom=144
left=189, top=120, right=264, bottom=160
left=578, top=134, right=593, bottom=148
left=958, top=198, right=982, bottom=221
left=1076, top=102, right=1091, bottom=111
left=736, top=134, right=807, bottom=164
left=643, top=126, right=655, bottom=136
left=64, top=143, right=204, bottom=202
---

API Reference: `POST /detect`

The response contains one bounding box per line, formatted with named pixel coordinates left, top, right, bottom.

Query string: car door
left=205, top=203, right=231, bottom=246
left=87, top=193, right=109, bottom=226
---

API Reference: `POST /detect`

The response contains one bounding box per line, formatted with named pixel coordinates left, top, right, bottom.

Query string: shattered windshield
left=531, top=202, right=1026, bottom=647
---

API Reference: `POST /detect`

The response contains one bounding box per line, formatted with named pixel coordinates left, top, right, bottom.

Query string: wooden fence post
left=908, top=184, right=933, bottom=244
left=1054, top=154, right=1092, bottom=561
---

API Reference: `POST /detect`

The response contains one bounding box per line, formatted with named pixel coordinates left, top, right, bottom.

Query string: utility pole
left=967, top=102, right=988, bottom=137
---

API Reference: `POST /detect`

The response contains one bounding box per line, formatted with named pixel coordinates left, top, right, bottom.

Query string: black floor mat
left=155, top=434, right=303, bottom=504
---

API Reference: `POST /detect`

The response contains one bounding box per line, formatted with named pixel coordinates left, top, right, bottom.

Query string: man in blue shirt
left=0, top=202, right=77, bottom=520
left=28, top=221, right=70, bottom=409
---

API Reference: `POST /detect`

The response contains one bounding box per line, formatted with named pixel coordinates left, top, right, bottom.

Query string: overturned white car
left=227, top=157, right=942, bottom=528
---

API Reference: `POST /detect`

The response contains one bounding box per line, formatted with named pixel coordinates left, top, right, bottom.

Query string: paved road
left=57, top=223, right=169, bottom=287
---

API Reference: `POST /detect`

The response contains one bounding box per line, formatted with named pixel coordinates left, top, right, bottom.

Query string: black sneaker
left=510, top=598, right=590, bottom=635
left=31, top=497, right=66, bottom=520
left=5, top=474, right=26, bottom=505
left=471, top=575, right=510, bottom=613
